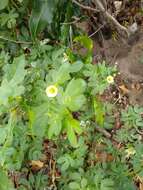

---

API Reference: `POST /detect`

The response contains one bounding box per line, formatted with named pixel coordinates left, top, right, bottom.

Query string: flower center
left=49, top=87, right=56, bottom=94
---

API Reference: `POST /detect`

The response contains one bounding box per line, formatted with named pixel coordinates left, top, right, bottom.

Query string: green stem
left=0, top=36, right=32, bottom=44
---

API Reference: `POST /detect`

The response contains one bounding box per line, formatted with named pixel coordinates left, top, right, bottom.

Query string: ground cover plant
left=0, top=0, right=143, bottom=190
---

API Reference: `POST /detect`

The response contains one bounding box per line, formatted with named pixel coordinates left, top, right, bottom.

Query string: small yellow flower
left=106, top=75, right=114, bottom=84
left=46, top=85, right=58, bottom=98
left=125, top=147, right=136, bottom=158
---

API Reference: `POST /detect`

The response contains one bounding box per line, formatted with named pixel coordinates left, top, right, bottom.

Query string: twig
left=72, top=0, right=129, bottom=36
left=0, top=36, right=32, bottom=44
left=61, top=17, right=81, bottom=25
left=72, top=0, right=99, bottom=12
left=88, top=24, right=105, bottom=38
left=95, top=125, right=112, bottom=139
left=93, top=0, right=129, bottom=36
left=94, top=124, right=124, bottom=150
left=113, top=93, right=122, bottom=105
left=102, top=0, right=107, bottom=10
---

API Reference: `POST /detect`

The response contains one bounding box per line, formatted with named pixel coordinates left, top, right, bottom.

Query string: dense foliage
left=0, top=1, right=143, bottom=190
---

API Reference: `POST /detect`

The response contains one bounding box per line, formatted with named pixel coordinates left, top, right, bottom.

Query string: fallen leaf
left=95, top=144, right=114, bottom=162
left=139, top=182, right=143, bottom=190
left=30, top=160, right=44, bottom=171
left=119, top=84, right=130, bottom=94
left=95, top=152, right=114, bottom=162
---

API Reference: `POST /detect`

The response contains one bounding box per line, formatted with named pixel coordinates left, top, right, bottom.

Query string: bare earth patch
left=94, top=24, right=143, bottom=106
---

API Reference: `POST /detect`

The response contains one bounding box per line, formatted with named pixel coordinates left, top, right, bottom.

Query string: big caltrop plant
left=83, top=61, right=116, bottom=95
left=23, top=46, right=86, bottom=147
left=0, top=36, right=119, bottom=188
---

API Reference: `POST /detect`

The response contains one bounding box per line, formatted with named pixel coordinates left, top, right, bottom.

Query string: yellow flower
left=106, top=75, right=114, bottom=84
left=46, top=85, right=58, bottom=98
left=125, top=147, right=136, bottom=158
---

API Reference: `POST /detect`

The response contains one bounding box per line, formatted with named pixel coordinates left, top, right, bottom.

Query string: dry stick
left=88, top=24, right=105, bottom=38
left=72, top=0, right=129, bottom=36
left=101, top=0, right=107, bottom=9
left=72, top=0, right=99, bottom=12
left=95, top=125, right=112, bottom=139
left=61, top=17, right=81, bottom=25
left=93, top=0, right=129, bottom=36
left=95, top=124, right=123, bottom=149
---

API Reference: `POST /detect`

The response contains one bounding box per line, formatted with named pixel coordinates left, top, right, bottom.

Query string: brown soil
left=101, top=25, right=143, bottom=82
left=93, top=24, right=143, bottom=106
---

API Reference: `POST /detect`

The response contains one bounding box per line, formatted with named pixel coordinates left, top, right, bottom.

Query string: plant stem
left=0, top=36, right=32, bottom=44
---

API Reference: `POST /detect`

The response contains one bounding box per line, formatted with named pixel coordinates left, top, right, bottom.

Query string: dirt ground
left=103, top=24, right=143, bottom=81
left=92, top=23, right=143, bottom=106
left=76, top=0, right=143, bottom=106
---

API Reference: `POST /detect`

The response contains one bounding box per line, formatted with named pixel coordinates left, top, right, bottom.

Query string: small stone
left=128, top=22, right=138, bottom=34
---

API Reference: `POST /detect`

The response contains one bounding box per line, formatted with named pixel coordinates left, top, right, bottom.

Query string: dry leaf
left=139, top=182, right=143, bottom=190
left=95, top=152, right=114, bottom=162
left=119, top=84, right=130, bottom=94
left=30, top=160, right=44, bottom=171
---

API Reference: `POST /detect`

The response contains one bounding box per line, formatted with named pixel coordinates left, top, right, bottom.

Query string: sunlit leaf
left=74, top=35, right=93, bottom=51
left=63, top=78, right=86, bottom=111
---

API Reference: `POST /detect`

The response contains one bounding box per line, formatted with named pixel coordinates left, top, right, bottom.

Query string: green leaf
left=0, top=170, right=14, bottom=190
left=29, top=0, right=55, bottom=40
left=65, top=78, right=86, bottom=97
left=48, top=116, right=62, bottom=139
left=70, top=118, right=82, bottom=135
left=52, top=48, right=65, bottom=61
left=93, top=98, right=105, bottom=126
left=69, top=61, right=83, bottom=73
left=81, top=178, right=88, bottom=188
left=0, top=0, right=9, bottom=10
left=65, top=116, right=82, bottom=147
left=69, top=182, right=80, bottom=189
left=100, top=178, right=114, bottom=190
left=63, top=79, right=86, bottom=111
left=74, top=35, right=93, bottom=51
left=67, top=121, right=78, bottom=147
left=52, top=63, right=71, bottom=85
left=57, top=155, right=70, bottom=172
left=0, top=127, right=8, bottom=144
left=4, top=55, right=26, bottom=83
left=28, top=104, right=49, bottom=137
left=0, top=56, right=26, bottom=106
